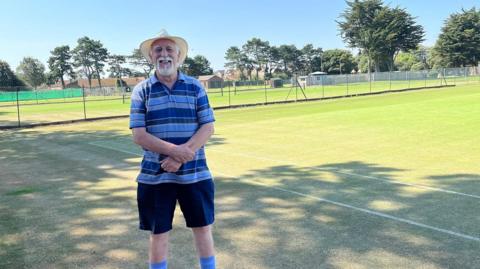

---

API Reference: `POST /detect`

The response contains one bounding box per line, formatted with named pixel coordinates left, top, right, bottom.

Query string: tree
left=129, top=48, right=154, bottom=78
left=301, top=44, right=323, bottom=74
left=225, top=46, right=247, bottom=80
left=181, top=55, right=213, bottom=77
left=394, top=47, right=430, bottom=71
left=48, top=45, right=75, bottom=89
left=277, top=44, right=301, bottom=76
left=16, top=57, right=45, bottom=90
left=415, top=46, right=431, bottom=70
left=378, top=7, right=425, bottom=71
left=0, top=60, right=25, bottom=88
left=394, top=52, right=419, bottom=71
left=355, top=52, right=370, bottom=73
left=338, top=0, right=384, bottom=74
left=45, top=72, right=58, bottom=87
left=434, top=8, right=480, bottom=67
left=108, top=54, right=128, bottom=78
left=108, top=54, right=132, bottom=89
left=428, top=47, right=445, bottom=69
left=73, top=37, right=109, bottom=88
left=242, top=38, right=270, bottom=80
left=321, top=49, right=357, bottom=74
left=338, top=0, right=424, bottom=73
left=264, top=46, right=281, bottom=79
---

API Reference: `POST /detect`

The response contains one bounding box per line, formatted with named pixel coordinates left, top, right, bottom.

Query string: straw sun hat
left=139, top=29, right=188, bottom=64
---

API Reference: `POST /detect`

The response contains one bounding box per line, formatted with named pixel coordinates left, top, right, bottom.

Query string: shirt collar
left=149, top=71, right=186, bottom=85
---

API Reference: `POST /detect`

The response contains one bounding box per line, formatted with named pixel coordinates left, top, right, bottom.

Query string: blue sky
left=0, top=0, right=478, bottom=71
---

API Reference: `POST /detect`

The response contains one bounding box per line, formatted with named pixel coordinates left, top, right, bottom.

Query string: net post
left=264, top=79, right=267, bottom=104
left=82, top=86, right=87, bottom=119
left=16, top=87, right=21, bottom=127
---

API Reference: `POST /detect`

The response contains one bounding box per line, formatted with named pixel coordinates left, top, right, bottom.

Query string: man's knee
left=150, top=232, right=169, bottom=243
left=192, top=225, right=211, bottom=235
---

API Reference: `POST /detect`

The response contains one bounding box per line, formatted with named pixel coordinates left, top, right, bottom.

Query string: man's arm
left=185, top=122, right=215, bottom=152
left=132, top=127, right=195, bottom=163
left=160, top=122, right=214, bottom=173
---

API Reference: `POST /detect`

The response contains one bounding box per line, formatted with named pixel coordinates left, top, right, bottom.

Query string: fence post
left=295, top=75, right=298, bottom=101
left=264, top=80, right=267, bottom=104
left=16, top=88, right=21, bottom=127
left=424, top=70, right=427, bottom=88
left=82, top=86, right=87, bottom=119
left=406, top=71, right=409, bottom=89
left=389, top=71, right=392, bottom=91
left=346, top=74, right=349, bottom=95
left=228, top=83, right=231, bottom=107
left=443, top=68, right=446, bottom=86
left=322, top=75, right=325, bottom=98
left=369, top=72, right=372, bottom=93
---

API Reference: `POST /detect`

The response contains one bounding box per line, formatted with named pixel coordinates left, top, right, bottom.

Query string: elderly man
left=130, top=30, right=216, bottom=269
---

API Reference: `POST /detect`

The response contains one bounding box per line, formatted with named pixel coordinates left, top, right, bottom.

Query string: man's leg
left=178, top=180, right=216, bottom=268
left=149, top=232, right=169, bottom=269
left=193, top=225, right=215, bottom=269
left=137, top=183, right=177, bottom=269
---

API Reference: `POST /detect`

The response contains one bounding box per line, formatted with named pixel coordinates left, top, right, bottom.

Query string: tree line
left=0, top=37, right=213, bottom=90
left=226, top=2, right=479, bottom=80
left=1, top=0, right=479, bottom=89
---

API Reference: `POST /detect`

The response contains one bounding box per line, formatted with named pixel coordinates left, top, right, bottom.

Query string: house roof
left=198, top=75, right=223, bottom=81
left=309, top=71, right=327, bottom=76
left=66, top=77, right=145, bottom=88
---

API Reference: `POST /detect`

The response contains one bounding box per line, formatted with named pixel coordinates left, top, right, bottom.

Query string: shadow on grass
left=212, top=163, right=480, bottom=268
left=0, top=126, right=230, bottom=269
left=0, top=128, right=146, bottom=268
left=427, top=173, right=480, bottom=194
left=1, top=128, right=479, bottom=268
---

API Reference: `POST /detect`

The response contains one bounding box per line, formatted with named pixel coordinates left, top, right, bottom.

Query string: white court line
left=206, top=148, right=480, bottom=200
left=214, top=171, right=480, bottom=243
left=88, top=140, right=480, bottom=199
left=89, top=141, right=143, bottom=156
left=319, top=168, right=480, bottom=199
left=88, top=141, right=480, bottom=242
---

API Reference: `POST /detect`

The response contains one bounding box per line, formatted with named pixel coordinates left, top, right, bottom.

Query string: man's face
left=150, top=39, right=180, bottom=76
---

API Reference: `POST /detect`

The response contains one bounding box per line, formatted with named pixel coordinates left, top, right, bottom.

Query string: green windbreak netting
left=0, top=88, right=83, bottom=102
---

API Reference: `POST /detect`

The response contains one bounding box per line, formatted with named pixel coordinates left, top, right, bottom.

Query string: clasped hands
left=160, top=144, right=195, bottom=173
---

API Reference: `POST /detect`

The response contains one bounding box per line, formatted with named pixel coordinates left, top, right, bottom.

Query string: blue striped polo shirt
left=129, top=72, right=215, bottom=184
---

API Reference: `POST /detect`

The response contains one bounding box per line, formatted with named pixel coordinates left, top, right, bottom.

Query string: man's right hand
left=169, top=144, right=195, bottom=163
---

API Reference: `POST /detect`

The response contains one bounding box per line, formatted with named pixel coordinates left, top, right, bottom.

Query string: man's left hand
left=160, top=157, right=182, bottom=173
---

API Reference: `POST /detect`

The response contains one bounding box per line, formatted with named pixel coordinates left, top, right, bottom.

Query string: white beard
left=156, top=57, right=178, bottom=76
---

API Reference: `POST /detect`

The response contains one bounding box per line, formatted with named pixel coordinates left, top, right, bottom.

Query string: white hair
left=173, top=43, right=180, bottom=55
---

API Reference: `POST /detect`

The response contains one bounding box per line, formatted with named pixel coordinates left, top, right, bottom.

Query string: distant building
left=298, top=71, right=327, bottom=86
left=198, top=75, right=224, bottom=89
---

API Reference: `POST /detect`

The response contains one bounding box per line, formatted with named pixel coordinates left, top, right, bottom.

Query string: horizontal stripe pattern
left=129, top=73, right=215, bottom=184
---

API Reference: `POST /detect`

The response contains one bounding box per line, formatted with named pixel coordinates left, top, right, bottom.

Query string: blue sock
left=149, top=260, right=167, bottom=269
left=200, top=256, right=215, bottom=269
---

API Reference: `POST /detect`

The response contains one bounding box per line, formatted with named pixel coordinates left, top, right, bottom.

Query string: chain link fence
left=1, top=67, right=479, bottom=128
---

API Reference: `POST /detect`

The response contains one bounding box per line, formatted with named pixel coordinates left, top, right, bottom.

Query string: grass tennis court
left=1, top=75, right=479, bottom=128
left=1, top=85, right=479, bottom=268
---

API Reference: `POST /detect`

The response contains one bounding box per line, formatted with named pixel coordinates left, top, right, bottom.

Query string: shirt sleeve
left=196, top=84, right=215, bottom=126
left=129, top=83, right=147, bottom=129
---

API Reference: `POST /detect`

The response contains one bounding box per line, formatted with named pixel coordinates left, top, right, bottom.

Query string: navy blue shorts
left=137, top=179, right=215, bottom=234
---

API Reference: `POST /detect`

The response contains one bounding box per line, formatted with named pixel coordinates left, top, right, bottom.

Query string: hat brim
left=139, top=36, right=188, bottom=65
